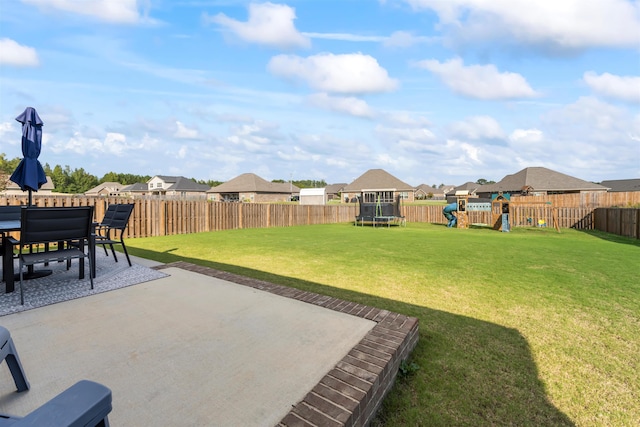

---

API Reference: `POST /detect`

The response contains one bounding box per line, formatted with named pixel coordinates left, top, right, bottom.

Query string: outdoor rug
left=0, top=252, right=167, bottom=316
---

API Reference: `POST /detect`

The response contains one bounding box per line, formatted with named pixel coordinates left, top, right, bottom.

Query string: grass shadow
left=579, top=229, right=640, bottom=248
left=130, top=247, right=575, bottom=426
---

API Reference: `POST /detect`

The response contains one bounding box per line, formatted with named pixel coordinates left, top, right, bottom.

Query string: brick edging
left=155, top=262, right=419, bottom=427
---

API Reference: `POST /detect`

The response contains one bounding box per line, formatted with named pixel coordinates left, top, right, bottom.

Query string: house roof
left=149, top=175, right=210, bottom=192
left=208, top=173, right=300, bottom=193
left=600, top=179, right=640, bottom=192
left=121, top=183, right=149, bottom=192
left=343, top=169, right=413, bottom=192
left=415, top=184, right=447, bottom=195
left=478, top=167, right=608, bottom=193
left=325, top=183, right=347, bottom=194
left=166, top=177, right=211, bottom=192
left=449, top=182, right=480, bottom=195
left=84, top=182, right=123, bottom=195
left=5, top=176, right=55, bottom=191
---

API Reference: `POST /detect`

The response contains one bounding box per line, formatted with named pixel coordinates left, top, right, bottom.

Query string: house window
left=363, top=191, right=394, bottom=203
left=222, top=193, right=239, bottom=202
left=399, top=192, right=409, bottom=200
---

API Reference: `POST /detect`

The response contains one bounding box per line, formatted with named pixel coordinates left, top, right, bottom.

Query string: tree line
left=0, top=154, right=328, bottom=194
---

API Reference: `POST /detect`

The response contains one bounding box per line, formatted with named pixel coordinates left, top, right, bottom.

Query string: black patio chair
left=13, top=206, right=94, bottom=305
left=94, top=204, right=118, bottom=257
left=94, top=204, right=134, bottom=267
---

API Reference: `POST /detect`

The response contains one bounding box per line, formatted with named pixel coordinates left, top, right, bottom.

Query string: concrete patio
left=0, top=256, right=418, bottom=426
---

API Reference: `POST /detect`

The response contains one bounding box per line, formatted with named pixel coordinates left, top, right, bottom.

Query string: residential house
left=445, top=182, right=482, bottom=202
left=207, top=173, right=300, bottom=203
left=120, top=183, right=150, bottom=198
left=84, top=182, right=124, bottom=197
left=600, top=179, right=640, bottom=192
left=325, top=183, right=347, bottom=202
left=147, top=175, right=210, bottom=199
left=476, top=167, right=608, bottom=198
left=341, top=169, right=415, bottom=203
left=2, top=176, right=55, bottom=196
left=414, top=184, right=439, bottom=200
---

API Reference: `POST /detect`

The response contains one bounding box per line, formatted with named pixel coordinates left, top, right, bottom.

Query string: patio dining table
left=0, top=218, right=96, bottom=293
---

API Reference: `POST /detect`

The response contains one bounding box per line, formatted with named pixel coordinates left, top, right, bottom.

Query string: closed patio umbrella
left=10, top=107, right=47, bottom=206
left=9, top=107, right=50, bottom=279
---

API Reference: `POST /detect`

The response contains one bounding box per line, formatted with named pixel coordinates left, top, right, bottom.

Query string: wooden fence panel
left=1, top=195, right=638, bottom=238
left=594, top=208, right=640, bottom=239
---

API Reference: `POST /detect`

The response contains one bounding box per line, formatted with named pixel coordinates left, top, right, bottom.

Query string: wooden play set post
left=456, top=193, right=469, bottom=229
left=491, top=192, right=511, bottom=232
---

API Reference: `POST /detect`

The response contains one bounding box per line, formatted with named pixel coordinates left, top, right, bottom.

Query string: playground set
left=443, top=191, right=560, bottom=232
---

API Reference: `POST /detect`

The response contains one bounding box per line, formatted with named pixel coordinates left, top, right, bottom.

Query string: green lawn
left=126, top=223, right=639, bottom=426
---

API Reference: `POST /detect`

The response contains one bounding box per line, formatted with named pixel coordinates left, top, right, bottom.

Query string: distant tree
left=0, top=154, right=21, bottom=191
left=193, top=178, right=223, bottom=187
left=438, top=183, right=445, bottom=189
left=100, top=172, right=151, bottom=185
left=47, top=165, right=98, bottom=193
left=476, top=178, right=495, bottom=185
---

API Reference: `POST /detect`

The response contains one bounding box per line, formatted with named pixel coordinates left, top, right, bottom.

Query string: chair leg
left=18, top=261, right=25, bottom=306
left=120, top=239, right=132, bottom=267
left=88, top=252, right=94, bottom=290
left=1, top=336, right=30, bottom=392
left=109, top=243, right=118, bottom=263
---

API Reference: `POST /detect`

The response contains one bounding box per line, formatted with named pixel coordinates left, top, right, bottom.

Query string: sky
left=0, top=0, right=639, bottom=188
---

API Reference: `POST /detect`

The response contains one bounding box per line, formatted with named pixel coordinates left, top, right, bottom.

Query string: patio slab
left=0, top=262, right=418, bottom=426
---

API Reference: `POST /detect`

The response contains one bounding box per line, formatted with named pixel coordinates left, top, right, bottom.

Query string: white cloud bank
left=0, top=38, right=39, bottom=66
left=21, top=0, right=150, bottom=24
left=400, top=0, right=640, bottom=50
left=417, top=57, right=538, bottom=99
left=207, top=2, right=310, bottom=49
left=583, top=72, right=640, bottom=104
left=268, top=52, right=398, bottom=94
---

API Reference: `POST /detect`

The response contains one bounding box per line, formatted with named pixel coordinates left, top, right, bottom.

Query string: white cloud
left=307, top=93, right=375, bottom=118
left=174, top=121, right=199, bottom=139
left=509, top=128, right=544, bottom=144
left=0, top=38, right=39, bottom=66
left=208, top=2, right=310, bottom=49
left=383, top=31, right=432, bottom=48
left=417, top=57, right=538, bottom=99
left=0, top=122, right=16, bottom=139
left=401, top=0, right=640, bottom=50
left=268, top=52, right=398, bottom=94
left=21, top=0, right=149, bottom=24
left=583, top=72, right=640, bottom=104
left=448, top=115, right=505, bottom=140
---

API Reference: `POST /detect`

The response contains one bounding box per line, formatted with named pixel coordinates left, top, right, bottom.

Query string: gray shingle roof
left=600, top=179, right=640, bottom=192
left=325, top=183, right=347, bottom=194
left=121, top=183, right=148, bottom=192
left=343, top=169, right=413, bottom=192
left=166, top=177, right=211, bottom=192
left=478, top=167, right=608, bottom=193
left=208, top=173, right=300, bottom=193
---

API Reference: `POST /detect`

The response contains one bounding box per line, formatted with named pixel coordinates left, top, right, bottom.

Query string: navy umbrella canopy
left=10, top=107, right=47, bottom=204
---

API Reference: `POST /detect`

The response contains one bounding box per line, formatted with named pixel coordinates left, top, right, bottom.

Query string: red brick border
left=155, top=262, right=419, bottom=427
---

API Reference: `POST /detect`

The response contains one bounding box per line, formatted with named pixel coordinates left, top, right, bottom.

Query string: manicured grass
left=126, top=223, right=639, bottom=426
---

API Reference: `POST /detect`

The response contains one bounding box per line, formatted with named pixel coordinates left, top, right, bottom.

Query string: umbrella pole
left=17, top=189, right=54, bottom=280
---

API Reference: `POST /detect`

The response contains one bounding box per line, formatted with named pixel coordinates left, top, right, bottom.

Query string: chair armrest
left=8, top=380, right=112, bottom=427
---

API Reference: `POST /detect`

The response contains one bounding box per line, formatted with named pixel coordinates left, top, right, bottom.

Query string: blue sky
left=1, top=0, right=639, bottom=187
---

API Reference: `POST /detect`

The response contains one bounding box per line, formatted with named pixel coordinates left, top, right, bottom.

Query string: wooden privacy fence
left=0, top=193, right=637, bottom=239
left=594, top=208, right=640, bottom=239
